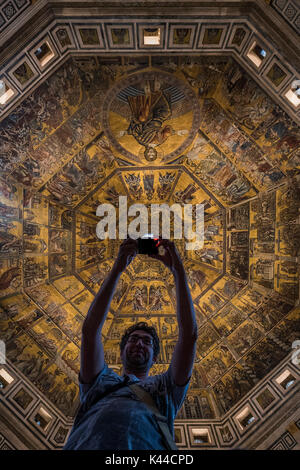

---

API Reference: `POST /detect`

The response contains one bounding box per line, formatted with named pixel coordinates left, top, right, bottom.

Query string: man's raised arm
left=171, top=259, right=198, bottom=386
left=150, top=240, right=198, bottom=386
left=80, top=238, right=138, bottom=384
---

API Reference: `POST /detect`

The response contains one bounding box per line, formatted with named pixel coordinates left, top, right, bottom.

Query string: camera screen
left=138, top=238, right=158, bottom=255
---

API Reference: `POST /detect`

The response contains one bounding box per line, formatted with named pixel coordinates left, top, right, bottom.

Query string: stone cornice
left=0, top=1, right=299, bottom=66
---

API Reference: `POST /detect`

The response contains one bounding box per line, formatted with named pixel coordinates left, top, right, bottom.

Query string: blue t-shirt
left=64, top=363, right=190, bottom=450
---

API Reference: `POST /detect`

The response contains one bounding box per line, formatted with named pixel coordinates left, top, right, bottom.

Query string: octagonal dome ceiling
left=0, top=53, right=299, bottom=427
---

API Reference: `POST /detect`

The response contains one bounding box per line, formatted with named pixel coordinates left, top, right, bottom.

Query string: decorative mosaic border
left=0, top=0, right=31, bottom=34
left=1, top=353, right=298, bottom=449
left=269, top=430, right=297, bottom=449
left=271, top=0, right=300, bottom=34
left=174, top=357, right=300, bottom=449
left=0, top=17, right=299, bottom=123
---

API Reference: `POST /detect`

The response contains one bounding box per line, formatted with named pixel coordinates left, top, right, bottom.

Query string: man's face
left=144, top=148, right=157, bottom=161
left=121, top=329, right=156, bottom=372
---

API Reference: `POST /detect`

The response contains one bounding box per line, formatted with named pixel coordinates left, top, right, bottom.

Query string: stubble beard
left=125, top=348, right=151, bottom=372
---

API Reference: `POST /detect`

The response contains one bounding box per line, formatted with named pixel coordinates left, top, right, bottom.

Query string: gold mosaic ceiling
left=0, top=54, right=299, bottom=422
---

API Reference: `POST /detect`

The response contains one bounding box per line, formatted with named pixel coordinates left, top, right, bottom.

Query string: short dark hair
left=120, top=321, right=160, bottom=357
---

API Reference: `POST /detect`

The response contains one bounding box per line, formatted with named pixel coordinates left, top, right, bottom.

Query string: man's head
left=120, top=321, right=160, bottom=374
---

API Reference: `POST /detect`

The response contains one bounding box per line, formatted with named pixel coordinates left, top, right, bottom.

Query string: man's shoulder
left=78, top=362, right=122, bottom=402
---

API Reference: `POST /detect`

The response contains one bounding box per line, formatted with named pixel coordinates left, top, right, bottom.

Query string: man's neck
left=123, top=368, right=149, bottom=381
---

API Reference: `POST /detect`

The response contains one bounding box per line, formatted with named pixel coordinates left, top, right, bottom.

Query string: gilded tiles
left=27, top=317, right=69, bottom=357
left=101, top=312, right=116, bottom=339
left=177, top=390, right=215, bottom=419
left=79, top=171, right=126, bottom=217
left=0, top=293, right=43, bottom=345
left=0, top=314, right=20, bottom=342
left=0, top=178, right=23, bottom=208
left=0, top=218, right=22, bottom=257
left=0, top=55, right=299, bottom=421
left=75, top=242, right=106, bottom=269
left=216, top=61, right=299, bottom=167
left=2, top=58, right=107, bottom=187
left=179, top=60, right=226, bottom=99
left=243, top=337, right=287, bottom=380
left=53, top=275, right=86, bottom=299
left=250, top=193, right=276, bottom=257
left=160, top=316, right=179, bottom=338
left=6, top=333, right=51, bottom=379
left=133, top=256, right=172, bottom=282
left=0, top=179, right=23, bottom=262
left=60, top=342, right=80, bottom=376
left=228, top=203, right=249, bottom=230
left=26, top=282, right=67, bottom=310
left=196, top=323, right=220, bottom=358
left=227, top=224, right=249, bottom=281
left=49, top=203, right=73, bottom=229
left=184, top=262, right=213, bottom=299
left=32, top=361, right=79, bottom=416
left=231, top=286, right=287, bottom=316
left=103, top=69, right=201, bottom=164
left=0, top=258, right=22, bottom=295
left=49, top=228, right=71, bottom=254
left=78, top=260, right=115, bottom=292
left=270, top=308, right=300, bottom=345
left=69, top=290, right=95, bottom=316
left=122, top=280, right=174, bottom=315
left=49, top=253, right=71, bottom=278
left=275, top=179, right=300, bottom=295
left=212, top=303, right=247, bottom=337
left=4, top=332, right=79, bottom=416
left=0, top=293, right=42, bottom=327
left=25, top=283, right=84, bottom=344
left=183, top=133, right=256, bottom=205
left=121, top=168, right=178, bottom=204
left=213, top=363, right=257, bottom=413
left=161, top=336, right=179, bottom=363
left=198, top=289, right=229, bottom=318
left=24, top=226, right=48, bottom=255
left=43, top=144, right=112, bottom=207
left=189, top=363, right=209, bottom=389
left=250, top=305, right=282, bottom=333
left=213, top=276, right=245, bottom=300
left=227, top=320, right=263, bottom=357
left=201, top=345, right=236, bottom=385
left=110, top=275, right=131, bottom=311
left=201, top=99, right=285, bottom=190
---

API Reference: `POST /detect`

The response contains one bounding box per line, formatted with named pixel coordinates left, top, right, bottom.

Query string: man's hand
left=113, top=238, right=138, bottom=274
left=150, top=239, right=184, bottom=275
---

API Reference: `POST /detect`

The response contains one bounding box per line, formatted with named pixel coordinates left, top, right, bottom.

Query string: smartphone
left=137, top=237, right=159, bottom=255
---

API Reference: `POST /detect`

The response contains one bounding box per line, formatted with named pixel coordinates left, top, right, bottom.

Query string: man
left=64, top=237, right=198, bottom=450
